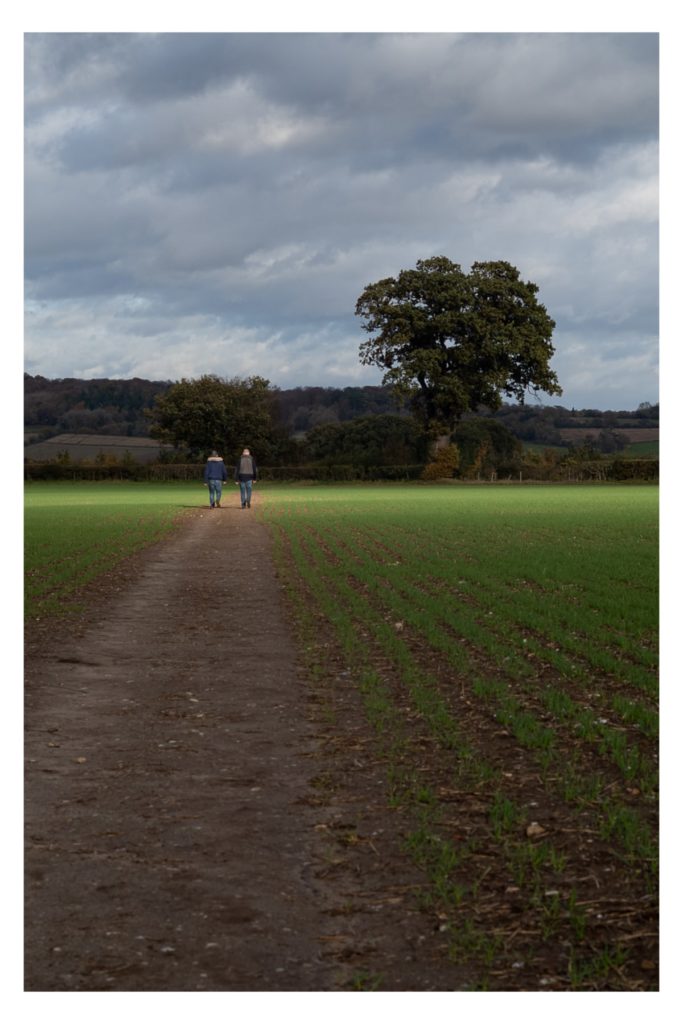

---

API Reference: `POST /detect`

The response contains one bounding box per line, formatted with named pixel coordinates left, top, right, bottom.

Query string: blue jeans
left=208, top=480, right=223, bottom=506
left=239, top=480, right=253, bottom=506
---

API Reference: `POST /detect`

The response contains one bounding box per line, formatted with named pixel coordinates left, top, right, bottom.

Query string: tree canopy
left=305, top=414, right=431, bottom=467
left=356, top=257, right=562, bottom=431
left=147, top=374, right=279, bottom=459
left=453, top=416, right=523, bottom=476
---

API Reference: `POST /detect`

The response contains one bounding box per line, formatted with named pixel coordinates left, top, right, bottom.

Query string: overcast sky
left=24, top=30, right=659, bottom=409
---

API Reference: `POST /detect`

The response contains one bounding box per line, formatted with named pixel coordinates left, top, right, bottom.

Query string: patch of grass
left=447, top=918, right=501, bottom=967
left=610, top=695, right=659, bottom=738
left=567, top=945, right=629, bottom=989
left=346, top=969, right=384, bottom=990
left=489, top=790, right=523, bottom=841
left=599, top=801, right=657, bottom=866
left=24, top=482, right=197, bottom=618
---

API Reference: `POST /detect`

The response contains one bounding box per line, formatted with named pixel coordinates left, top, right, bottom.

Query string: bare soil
left=557, top=428, right=659, bottom=443
left=24, top=498, right=455, bottom=991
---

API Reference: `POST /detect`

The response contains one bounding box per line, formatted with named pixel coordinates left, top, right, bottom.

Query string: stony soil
left=24, top=499, right=456, bottom=992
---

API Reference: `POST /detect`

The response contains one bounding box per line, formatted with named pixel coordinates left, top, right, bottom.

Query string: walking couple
left=204, top=448, right=258, bottom=509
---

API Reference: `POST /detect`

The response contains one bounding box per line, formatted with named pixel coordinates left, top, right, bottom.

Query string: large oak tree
left=356, top=257, right=562, bottom=431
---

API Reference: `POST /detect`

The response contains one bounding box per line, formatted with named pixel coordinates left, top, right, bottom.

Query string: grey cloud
left=28, top=33, right=658, bottom=174
left=455, top=35, right=657, bottom=146
left=24, top=32, right=659, bottom=408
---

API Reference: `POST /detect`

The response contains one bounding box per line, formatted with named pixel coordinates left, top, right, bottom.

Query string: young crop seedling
left=256, top=482, right=658, bottom=990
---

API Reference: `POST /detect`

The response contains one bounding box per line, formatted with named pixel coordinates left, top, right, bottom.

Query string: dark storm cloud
left=33, top=33, right=658, bottom=172
left=24, top=32, right=658, bottom=407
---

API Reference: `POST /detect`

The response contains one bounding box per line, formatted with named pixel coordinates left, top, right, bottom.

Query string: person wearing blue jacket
left=203, top=450, right=228, bottom=508
left=234, top=448, right=258, bottom=508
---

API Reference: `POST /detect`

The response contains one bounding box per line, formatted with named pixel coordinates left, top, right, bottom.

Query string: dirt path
left=24, top=501, right=443, bottom=992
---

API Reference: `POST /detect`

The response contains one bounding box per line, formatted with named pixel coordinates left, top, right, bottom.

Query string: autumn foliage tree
left=356, top=257, right=562, bottom=432
left=452, top=416, right=523, bottom=477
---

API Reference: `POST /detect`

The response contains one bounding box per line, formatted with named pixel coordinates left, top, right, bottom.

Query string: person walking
left=234, top=447, right=258, bottom=508
left=203, top=449, right=228, bottom=508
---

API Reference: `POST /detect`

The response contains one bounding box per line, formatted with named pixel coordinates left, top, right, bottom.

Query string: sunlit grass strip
left=26, top=516, right=167, bottom=608
left=24, top=483, right=195, bottom=617
left=364, top=502, right=656, bottom=633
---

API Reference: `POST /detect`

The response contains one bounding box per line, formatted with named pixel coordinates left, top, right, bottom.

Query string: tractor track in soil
left=24, top=500, right=454, bottom=992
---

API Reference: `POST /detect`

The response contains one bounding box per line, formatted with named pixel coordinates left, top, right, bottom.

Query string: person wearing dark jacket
left=203, top=450, right=228, bottom=508
left=234, top=448, right=258, bottom=508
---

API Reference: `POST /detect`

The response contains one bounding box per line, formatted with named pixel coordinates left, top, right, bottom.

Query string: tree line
left=26, top=254, right=657, bottom=479
left=24, top=372, right=657, bottom=451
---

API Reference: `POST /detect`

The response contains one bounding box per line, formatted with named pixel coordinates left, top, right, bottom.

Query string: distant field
left=24, top=433, right=173, bottom=463
left=558, top=428, right=659, bottom=444
left=523, top=439, right=658, bottom=459
left=24, top=430, right=659, bottom=466
left=522, top=442, right=566, bottom=453
left=620, top=440, right=659, bottom=458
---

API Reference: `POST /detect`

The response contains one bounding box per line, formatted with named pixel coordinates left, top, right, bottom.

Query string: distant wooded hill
left=24, top=373, right=658, bottom=449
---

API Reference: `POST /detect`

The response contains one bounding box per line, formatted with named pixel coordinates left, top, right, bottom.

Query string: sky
left=22, top=28, right=661, bottom=410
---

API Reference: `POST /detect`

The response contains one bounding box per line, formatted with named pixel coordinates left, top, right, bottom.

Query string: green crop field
left=621, top=440, right=659, bottom=458
left=24, top=479, right=659, bottom=988
left=24, top=481, right=200, bottom=617
left=261, top=482, right=659, bottom=989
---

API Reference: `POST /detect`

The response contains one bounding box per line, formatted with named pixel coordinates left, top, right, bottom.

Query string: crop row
left=291, top=515, right=657, bottom=821
left=264, top=490, right=658, bottom=990
left=25, top=502, right=181, bottom=616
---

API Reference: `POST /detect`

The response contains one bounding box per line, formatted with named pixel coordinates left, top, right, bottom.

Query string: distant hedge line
left=261, top=464, right=426, bottom=481
left=24, top=459, right=659, bottom=483
left=559, top=459, right=659, bottom=482
left=23, top=462, right=427, bottom=482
